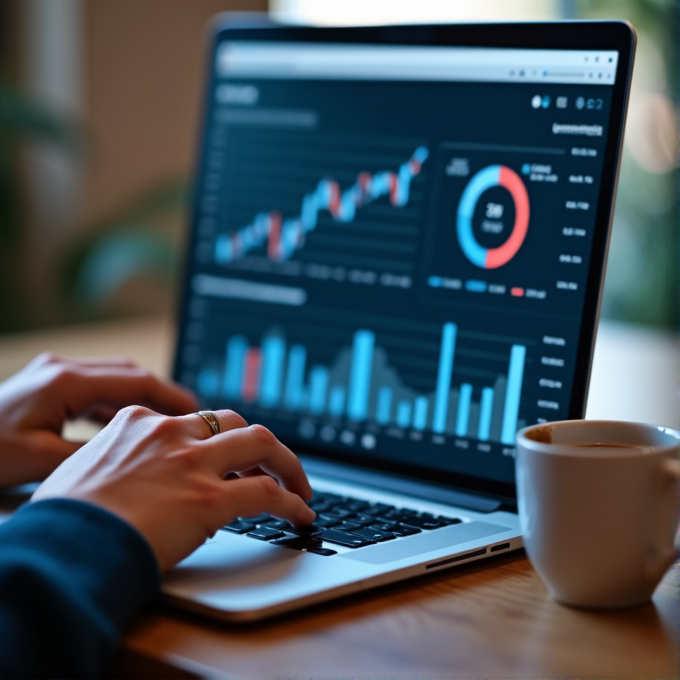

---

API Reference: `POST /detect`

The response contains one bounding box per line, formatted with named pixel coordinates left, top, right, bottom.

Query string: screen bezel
left=173, top=20, right=636, bottom=505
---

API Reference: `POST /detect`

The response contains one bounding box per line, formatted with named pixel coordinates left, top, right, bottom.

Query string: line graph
left=214, top=146, right=429, bottom=265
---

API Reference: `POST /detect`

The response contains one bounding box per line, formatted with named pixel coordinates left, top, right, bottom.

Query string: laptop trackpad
left=341, top=521, right=510, bottom=564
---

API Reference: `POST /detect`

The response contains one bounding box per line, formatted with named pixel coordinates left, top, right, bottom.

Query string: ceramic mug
left=516, top=420, right=680, bottom=608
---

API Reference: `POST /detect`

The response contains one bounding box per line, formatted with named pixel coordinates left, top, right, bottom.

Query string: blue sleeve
left=0, top=498, right=160, bottom=679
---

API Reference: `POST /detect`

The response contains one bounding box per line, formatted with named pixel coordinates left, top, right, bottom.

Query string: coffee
left=572, top=443, right=640, bottom=448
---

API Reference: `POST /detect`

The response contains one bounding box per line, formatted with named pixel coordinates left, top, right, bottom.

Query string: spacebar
left=320, top=529, right=376, bottom=548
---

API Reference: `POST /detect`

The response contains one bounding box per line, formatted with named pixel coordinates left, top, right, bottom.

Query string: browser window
left=177, top=41, right=619, bottom=486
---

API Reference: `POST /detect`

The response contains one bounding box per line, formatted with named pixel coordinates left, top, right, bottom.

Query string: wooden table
left=0, top=316, right=678, bottom=679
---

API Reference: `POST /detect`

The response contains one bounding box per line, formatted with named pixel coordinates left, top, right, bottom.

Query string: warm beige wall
left=81, top=0, right=267, bottom=226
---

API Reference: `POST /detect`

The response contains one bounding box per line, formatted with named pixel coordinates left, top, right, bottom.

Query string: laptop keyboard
left=221, top=490, right=462, bottom=556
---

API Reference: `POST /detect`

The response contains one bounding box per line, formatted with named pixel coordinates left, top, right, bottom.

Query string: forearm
left=0, top=499, right=159, bottom=679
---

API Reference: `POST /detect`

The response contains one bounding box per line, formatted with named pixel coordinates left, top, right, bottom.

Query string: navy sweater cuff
left=0, top=498, right=160, bottom=678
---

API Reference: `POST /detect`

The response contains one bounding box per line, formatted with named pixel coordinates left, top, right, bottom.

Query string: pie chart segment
left=456, top=164, right=530, bottom=269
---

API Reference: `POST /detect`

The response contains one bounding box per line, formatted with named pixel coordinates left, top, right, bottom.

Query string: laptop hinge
left=299, top=455, right=503, bottom=513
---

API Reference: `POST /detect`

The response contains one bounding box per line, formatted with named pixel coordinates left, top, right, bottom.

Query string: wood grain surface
left=120, top=551, right=679, bottom=679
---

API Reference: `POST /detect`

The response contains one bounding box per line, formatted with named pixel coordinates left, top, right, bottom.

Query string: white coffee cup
left=516, top=420, right=680, bottom=608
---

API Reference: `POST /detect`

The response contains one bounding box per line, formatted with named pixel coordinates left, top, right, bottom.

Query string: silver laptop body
left=166, top=19, right=634, bottom=621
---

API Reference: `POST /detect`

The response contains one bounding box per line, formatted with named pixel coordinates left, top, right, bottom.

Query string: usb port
left=490, top=542, right=510, bottom=553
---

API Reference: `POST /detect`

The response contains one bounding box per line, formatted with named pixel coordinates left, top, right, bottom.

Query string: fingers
left=80, top=404, right=120, bottom=425
left=176, top=409, right=248, bottom=441
left=218, top=475, right=316, bottom=527
left=57, top=366, right=200, bottom=419
left=0, top=432, right=83, bottom=487
left=202, top=424, right=313, bottom=501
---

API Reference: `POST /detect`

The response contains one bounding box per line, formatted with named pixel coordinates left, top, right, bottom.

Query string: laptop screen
left=175, top=31, right=625, bottom=496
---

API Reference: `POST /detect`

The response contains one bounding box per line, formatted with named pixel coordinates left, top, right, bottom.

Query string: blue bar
left=433, top=323, right=457, bottom=433
left=197, top=369, right=219, bottom=397
left=501, top=345, right=527, bottom=445
left=308, top=366, right=329, bottom=415
left=299, top=386, right=308, bottom=412
left=224, top=335, right=248, bottom=399
left=376, top=387, right=392, bottom=425
left=478, top=387, right=494, bottom=441
left=413, top=396, right=428, bottom=431
left=214, top=234, right=232, bottom=264
left=347, top=330, right=375, bottom=421
left=283, top=344, right=306, bottom=410
left=396, top=400, right=412, bottom=429
left=456, top=383, right=473, bottom=436
left=260, top=336, right=286, bottom=407
left=328, top=385, right=345, bottom=417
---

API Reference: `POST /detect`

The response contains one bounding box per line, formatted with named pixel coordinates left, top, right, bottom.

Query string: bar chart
left=197, top=322, right=526, bottom=446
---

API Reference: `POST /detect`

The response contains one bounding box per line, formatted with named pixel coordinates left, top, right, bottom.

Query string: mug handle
left=645, top=459, right=680, bottom=582
left=662, top=460, right=680, bottom=552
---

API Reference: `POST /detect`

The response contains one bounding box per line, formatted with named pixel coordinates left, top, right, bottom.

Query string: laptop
left=164, top=19, right=635, bottom=621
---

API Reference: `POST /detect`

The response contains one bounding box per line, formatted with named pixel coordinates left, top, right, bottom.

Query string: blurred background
left=0, top=0, right=676, bottom=335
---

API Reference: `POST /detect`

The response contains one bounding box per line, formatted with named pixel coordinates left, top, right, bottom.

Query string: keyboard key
left=322, top=508, right=356, bottom=520
left=311, top=492, right=344, bottom=505
left=222, top=520, right=255, bottom=534
left=363, top=503, right=394, bottom=516
left=313, top=515, right=341, bottom=529
left=239, top=514, right=271, bottom=524
left=367, top=522, right=420, bottom=537
left=320, top=529, right=377, bottom=548
left=337, top=522, right=363, bottom=533
left=271, top=535, right=323, bottom=550
left=351, top=527, right=396, bottom=542
left=393, top=523, right=422, bottom=536
left=398, top=516, right=443, bottom=530
left=284, top=525, right=322, bottom=537
left=307, top=547, right=338, bottom=557
left=374, top=514, right=402, bottom=525
left=263, top=519, right=291, bottom=530
left=307, top=502, right=335, bottom=514
left=247, top=526, right=286, bottom=541
left=436, top=515, right=462, bottom=525
left=345, top=500, right=371, bottom=512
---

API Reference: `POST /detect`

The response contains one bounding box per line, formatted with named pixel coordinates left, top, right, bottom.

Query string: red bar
left=388, top=173, right=398, bottom=205
left=267, top=211, right=282, bottom=261
left=511, top=287, right=525, bottom=297
left=328, top=181, right=341, bottom=217
left=358, top=171, right=372, bottom=201
left=241, top=348, right=262, bottom=403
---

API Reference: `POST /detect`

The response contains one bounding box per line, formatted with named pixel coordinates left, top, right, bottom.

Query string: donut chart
left=456, top=165, right=530, bottom=269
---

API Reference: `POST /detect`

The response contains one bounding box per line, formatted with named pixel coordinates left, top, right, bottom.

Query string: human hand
left=32, top=408, right=316, bottom=571
left=0, top=353, right=199, bottom=488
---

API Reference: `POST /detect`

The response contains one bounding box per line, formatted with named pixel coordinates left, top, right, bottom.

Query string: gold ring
left=196, top=410, right=221, bottom=437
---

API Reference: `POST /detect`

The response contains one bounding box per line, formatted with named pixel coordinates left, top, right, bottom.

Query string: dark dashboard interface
left=176, top=40, right=620, bottom=486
